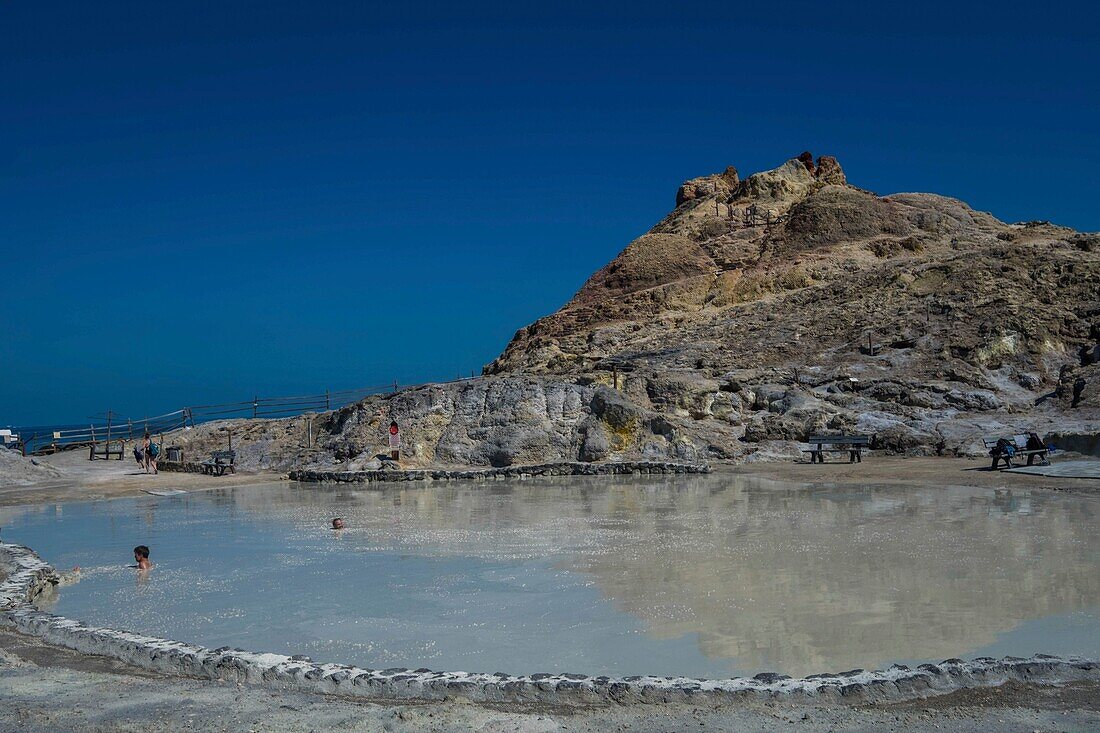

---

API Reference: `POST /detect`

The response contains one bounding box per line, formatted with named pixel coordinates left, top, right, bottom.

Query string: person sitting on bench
left=1025, top=432, right=1048, bottom=465
left=989, top=437, right=1015, bottom=470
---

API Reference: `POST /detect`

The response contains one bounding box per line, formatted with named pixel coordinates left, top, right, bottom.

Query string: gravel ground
left=0, top=630, right=1097, bottom=733
left=0, top=450, right=63, bottom=487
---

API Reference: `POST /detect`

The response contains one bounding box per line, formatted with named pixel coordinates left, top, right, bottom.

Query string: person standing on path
left=142, top=434, right=152, bottom=474
left=141, top=433, right=159, bottom=474
left=388, top=420, right=400, bottom=462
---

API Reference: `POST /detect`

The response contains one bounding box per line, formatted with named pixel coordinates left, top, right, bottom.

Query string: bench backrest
left=983, top=435, right=1032, bottom=450
left=806, top=435, right=871, bottom=446
left=211, top=450, right=236, bottom=462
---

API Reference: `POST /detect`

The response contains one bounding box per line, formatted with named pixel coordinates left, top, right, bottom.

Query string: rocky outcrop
left=159, top=378, right=717, bottom=471
left=481, top=154, right=1100, bottom=459
left=676, top=166, right=739, bottom=207
left=815, top=155, right=846, bottom=185
left=155, top=154, right=1099, bottom=466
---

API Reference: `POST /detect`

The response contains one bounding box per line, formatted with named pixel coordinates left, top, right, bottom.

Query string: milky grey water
left=3, top=474, right=1099, bottom=678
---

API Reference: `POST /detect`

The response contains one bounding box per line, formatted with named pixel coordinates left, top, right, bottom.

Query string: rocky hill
left=165, top=154, right=1100, bottom=469
left=477, top=153, right=1099, bottom=460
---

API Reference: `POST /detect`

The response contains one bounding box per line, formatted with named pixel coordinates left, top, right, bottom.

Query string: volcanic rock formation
left=478, top=153, right=1100, bottom=461
left=165, top=154, right=1100, bottom=468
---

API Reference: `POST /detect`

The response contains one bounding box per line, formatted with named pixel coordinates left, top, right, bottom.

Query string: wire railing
left=5, top=382, right=407, bottom=455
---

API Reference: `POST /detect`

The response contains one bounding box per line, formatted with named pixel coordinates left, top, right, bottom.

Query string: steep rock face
left=482, top=154, right=1100, bottom=459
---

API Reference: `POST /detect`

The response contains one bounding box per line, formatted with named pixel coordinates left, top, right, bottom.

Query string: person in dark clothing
left=1025, top=432, right=1048, bottom=466
left=990, top=437, right=1016, bottom=470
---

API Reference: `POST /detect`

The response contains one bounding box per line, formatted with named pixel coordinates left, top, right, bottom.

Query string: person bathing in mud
left=133, top=545, right=153, bottom=570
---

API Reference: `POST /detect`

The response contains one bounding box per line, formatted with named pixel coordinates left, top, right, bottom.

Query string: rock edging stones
left=1, top=542, right=1098, bottom=705
left=287, top=460, right=711, bottom=484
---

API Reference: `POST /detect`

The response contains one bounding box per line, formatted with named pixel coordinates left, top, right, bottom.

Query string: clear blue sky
left=3, top=2, right=1098, bottom=426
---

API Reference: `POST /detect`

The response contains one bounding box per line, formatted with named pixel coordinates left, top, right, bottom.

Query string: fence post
left=253, top=396, right=258, bottom=419
left=392, top=379, right=398, bottom=394
left=325, top=389, right=330, bottom=411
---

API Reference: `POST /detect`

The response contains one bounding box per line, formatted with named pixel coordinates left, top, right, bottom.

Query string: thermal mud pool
left=3, top=473, right=1099, bottom=684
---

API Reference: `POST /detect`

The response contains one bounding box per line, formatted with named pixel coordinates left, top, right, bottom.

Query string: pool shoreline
left=3, top=540, right=1097, bottom=706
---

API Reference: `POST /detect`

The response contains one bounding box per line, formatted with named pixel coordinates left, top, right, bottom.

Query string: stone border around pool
left=286, top=460, right=711, bottom=484
left=2, top=541, right=1097, bottom=705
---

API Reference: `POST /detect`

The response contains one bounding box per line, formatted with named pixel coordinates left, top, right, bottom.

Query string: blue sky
left=3, top=1, right=1098, bottom=426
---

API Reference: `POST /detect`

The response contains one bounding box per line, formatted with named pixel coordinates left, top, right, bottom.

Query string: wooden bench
left=984, top=434, right=1049, bottom=470
left=803, top=435, right=871, bottom=464
left=202, top=450, right=237, bottom=476
left=89, top=440, right=124, bottom=460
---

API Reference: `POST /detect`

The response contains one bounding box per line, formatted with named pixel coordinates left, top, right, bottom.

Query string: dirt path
left=0, top=449, right=283, bottom=507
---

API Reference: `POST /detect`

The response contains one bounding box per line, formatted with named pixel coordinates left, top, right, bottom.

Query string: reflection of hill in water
left=216, top=476, right=1100, bottom=676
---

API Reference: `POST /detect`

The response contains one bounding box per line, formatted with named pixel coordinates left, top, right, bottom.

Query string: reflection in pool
left=4, top=474, right=1099, bottom=677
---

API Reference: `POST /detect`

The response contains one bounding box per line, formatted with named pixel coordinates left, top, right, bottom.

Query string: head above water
left=332, top=518, right=345, bottom=530
left=133, top=545, right=149, bottom=560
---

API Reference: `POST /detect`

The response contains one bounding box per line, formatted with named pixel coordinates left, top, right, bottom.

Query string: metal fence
left=6, top=383, right=405, bottom=455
